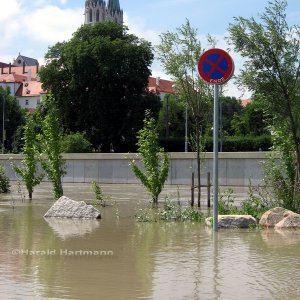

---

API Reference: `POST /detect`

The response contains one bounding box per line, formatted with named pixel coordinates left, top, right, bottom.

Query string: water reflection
left=0, top=191, right=300, bottom=299
left=44, top=218, right=100, bottom=240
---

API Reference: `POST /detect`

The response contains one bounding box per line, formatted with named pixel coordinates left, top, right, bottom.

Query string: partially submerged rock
left=275, top=213, right=300, bottom=229
left=205, top=215, right=257, bottom=229
left=44, top=196, right=101, bottom=219
left=259, top=207, right=297, bottom=228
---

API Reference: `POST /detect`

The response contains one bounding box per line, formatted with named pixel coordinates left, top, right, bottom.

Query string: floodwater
left=0, top=183, right=300, bottom=300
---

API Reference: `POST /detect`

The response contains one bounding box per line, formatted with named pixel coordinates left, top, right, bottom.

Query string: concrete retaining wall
left=1, top=152, right=267, bottom=186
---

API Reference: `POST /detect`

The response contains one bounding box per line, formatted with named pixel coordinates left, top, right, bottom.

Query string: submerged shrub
left=0, top=164, right=10, bottom=193
left=135, top=197, right=204, bottom=222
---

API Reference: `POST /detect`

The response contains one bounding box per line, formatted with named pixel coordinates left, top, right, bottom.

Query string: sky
left=0, top=0, right=299, bottom=98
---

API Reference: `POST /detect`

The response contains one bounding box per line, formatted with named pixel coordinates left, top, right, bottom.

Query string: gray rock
left=44, top=196, right=101, bottom=219
left=259, top=207, right=294, bottom=228
left=205, top=215, right=257, bottom=229
left=275, top=213, right=300, bottom=229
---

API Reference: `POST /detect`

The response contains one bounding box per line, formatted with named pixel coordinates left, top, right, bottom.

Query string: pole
left=213, top=84, right=219, bottom=232
left=185, top=104, right=188, bottom=152
left=219, top=97, right=223, bottom=152
left=2, top=95, right=4, bottom=154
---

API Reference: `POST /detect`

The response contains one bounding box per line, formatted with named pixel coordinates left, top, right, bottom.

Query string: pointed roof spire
left=108, top=0, right=121, bottom=12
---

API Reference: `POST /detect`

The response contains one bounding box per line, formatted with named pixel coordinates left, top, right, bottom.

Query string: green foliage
left=157, top=19, right=213, bottom=206
left=262, top=128, right=300, bottom=213
left=218, top=188, right=240, bottom=215
left=0, top=164, right=10, bottom=193
left=39, top=22, right=160, bottom=151
left=157, top=94, right=186, bottom=139
left=205, top=134, right=272, bottom=152
left=62, top=132, right=92, bottom=153
left=220, top=96, right=243, bottom=136
left=91, top=181, right=107, bottom=207
left=131, top=111, right=169, bottom=205
left=38, top=94, right=65, bottom=199
left=218, top=187, right=270, bottom=220
left=0, top=87, right=25, bottom=153
left=228, top=0, right=300, bottom=176
left=135, top=197, right=204, bottom=222
left=13, top=114, right=44, bottom=199
left=231, top=101, right=268, bottom=136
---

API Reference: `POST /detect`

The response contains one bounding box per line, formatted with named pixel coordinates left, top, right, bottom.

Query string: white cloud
left=0, top=0, right=22, bottom=49
left=0, top=0, right=21, bottom=22
left=22, top=6, right=83, bottom=44
left=124, top=13, right=161, bottom=46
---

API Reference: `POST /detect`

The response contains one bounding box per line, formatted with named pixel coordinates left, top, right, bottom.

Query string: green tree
left=39, top=22, right=160, bottom=152
left=13, top=113, right=44, bottom=200
left=231, top=101, right=268, bottom=136
left=0, top=87, right=25, bottom=153
left=62, top=132, right=92, bottom=153
left=156, top=19, right=213, bottom=207
left=228, top=0, right=300, bottom=179
left=219, top=96, right=243, bottom=136
left=131, top=111, right=169, bottom=206
left=157, top=94, right=186, bottom=139
left=0, top=164, right=10, bottom=193
left=38, top=94, right=65, bottom=199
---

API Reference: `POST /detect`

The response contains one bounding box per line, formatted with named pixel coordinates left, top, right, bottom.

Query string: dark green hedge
left=160, top=135, right=272, bottom=152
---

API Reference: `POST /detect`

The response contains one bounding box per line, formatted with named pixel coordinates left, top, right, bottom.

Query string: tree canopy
left=0, top=87, right=25, bottom=153
left=228, top=0, right=300, bottom=176
left=39, top=22, right=160, bottom=152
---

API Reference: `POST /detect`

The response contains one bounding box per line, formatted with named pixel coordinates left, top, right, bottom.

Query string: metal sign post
left=198, top=48, right=234, bottom=232
left=213, top=84, right=219, bottom=232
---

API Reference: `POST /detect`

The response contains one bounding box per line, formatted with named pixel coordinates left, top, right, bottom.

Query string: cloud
left=0, top=0, right=22, bottom=49
left=22, top=6, right=83, bottom=44
left=124, top=13, right=161, bottom=46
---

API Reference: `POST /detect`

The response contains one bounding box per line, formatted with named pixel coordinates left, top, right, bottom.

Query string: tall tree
left=38, top=94, right=65, bottom=199
left=13, top=113, right=43, bottom=200
left=39, top=22, right=160, bottom=152
left=156, top=19, right=213, bottom=207
left=228, top=0, right=300, bottom=179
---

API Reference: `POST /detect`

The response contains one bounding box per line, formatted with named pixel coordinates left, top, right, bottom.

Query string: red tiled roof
left=0, top=73, right=29, bottom=83
left=16, top=81, right=44, bottom=97
left=148, top=77, right=174, bottom=94
left=0, top=65, right=40, bottom=82
left=241, top=99, right=253, bottom=107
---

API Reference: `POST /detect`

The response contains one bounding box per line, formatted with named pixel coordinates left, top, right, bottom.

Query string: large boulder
left=205, top=215, right=257, bottom=229
left=44, top=196, right=101, bottom=219
left=275, top=213, right=300, bottom=229
left=259, top=207, right=294, bottom=228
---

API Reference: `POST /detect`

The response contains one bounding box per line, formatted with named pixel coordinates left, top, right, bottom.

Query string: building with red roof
left=148, top=76, right=174, bottom=100
left=0, top=57, right=44, bottom=111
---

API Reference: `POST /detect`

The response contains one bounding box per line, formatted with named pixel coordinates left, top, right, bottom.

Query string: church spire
left=108, top=0, right=121, bottom=12
left=85, top=0, right=123, bottom=25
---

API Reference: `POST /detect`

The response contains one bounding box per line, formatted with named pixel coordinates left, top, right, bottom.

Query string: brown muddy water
left=0, top=183, right=300, bottom=300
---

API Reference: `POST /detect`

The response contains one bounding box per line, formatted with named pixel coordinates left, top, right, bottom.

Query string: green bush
left=205, top=134, right=272, bottom=152
left=62, top=132, right=92, bottom=153
left=135, top=197, right=204, bottom=222
left=0, top=165, right=10, bottom=193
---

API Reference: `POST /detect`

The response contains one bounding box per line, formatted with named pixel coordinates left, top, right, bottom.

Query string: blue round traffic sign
left=198, top=48, right=234, bottom=85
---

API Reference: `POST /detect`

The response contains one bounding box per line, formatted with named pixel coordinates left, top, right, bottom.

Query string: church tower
left=85, top=0, right=123, bottom=26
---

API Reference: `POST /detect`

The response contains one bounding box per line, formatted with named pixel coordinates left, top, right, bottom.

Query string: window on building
left=89, top=9, right=93, bottom=22
left=25, top=99, right=29, bottom=106
left=37, top=99, right=41, bottom=106
left=96, top=10, right=99, bottom=22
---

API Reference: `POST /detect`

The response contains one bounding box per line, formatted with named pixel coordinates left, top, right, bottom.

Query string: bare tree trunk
left=296, top=144, right=300, bottom=183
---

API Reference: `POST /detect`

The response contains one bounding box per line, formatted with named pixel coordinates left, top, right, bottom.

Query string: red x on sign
left=198, top=48, right=234, bottom=85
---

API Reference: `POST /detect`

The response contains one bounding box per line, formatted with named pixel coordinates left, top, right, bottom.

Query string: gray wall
left=1, top=152, right=267, bottom=186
